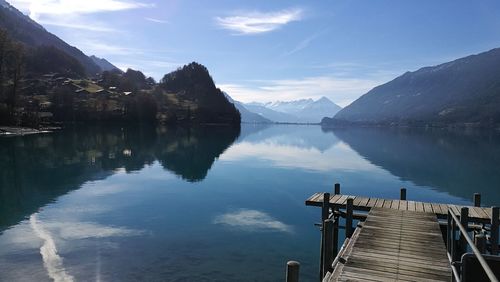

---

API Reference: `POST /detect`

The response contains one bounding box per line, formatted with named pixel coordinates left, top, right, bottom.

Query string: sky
left=6, top=0, right=500, bottom=106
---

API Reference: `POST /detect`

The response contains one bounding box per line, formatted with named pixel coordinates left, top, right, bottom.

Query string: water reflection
left=324, top=127, right=500, bottom=206
left=0, top=125, right=240, bottom=231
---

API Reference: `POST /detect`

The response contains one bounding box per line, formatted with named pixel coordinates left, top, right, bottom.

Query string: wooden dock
left=283, top=186, right=500, bottom=282
left=323, top=208, right=452, bottom=281
left=306, top=192, right=497, bottom=223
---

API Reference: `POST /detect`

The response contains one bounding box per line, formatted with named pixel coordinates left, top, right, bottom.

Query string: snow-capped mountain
left=244, top=97, right=342, bottom=123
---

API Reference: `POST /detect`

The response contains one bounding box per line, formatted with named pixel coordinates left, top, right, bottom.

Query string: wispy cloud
left=9, top=0, right=153, bottom=19
left=145, top=17, right=169, bottom=24
left=215, top=8, right=303, bottom=35
left=283, top=30, right=326, bottom=57
left=214, top=209, right=292, bottom=232
left=219, top=75, right=388, bottom=107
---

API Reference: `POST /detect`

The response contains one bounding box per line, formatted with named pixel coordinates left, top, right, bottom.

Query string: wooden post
left=334, top=183, right=340, bottom=195
left=286, top=261, right=300, bottom=282
left=474, top=193, right=481, bottom=207
left=460, top=207, right=469, bottom=257
left=400, top=188, right=407, bottom=200
left=319, top=193, right=330, bottom=280
left=491, top=206, right=499, bottom=255
left=333, top=184, right=340, bottom=256
left=474, top=233, right=487, bottom=254
left=322, top=193, right=331, bottom=222
left=346, top=198, right=354, bottom=238
left=323, top=219, right=334, bottom=277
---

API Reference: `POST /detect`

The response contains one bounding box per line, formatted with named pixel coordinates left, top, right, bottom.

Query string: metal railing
left=447, top=208, right=499, bottom=282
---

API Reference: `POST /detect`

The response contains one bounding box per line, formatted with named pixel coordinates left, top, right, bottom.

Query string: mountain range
left=0, top=0, right=119, bottom=75
left=325, top=48, right=500, bottom=127
left=242, top=97, right=342, bottom=123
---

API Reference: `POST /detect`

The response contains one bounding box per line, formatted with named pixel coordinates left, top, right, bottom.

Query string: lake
left=1, top=124, right=500, bottom=281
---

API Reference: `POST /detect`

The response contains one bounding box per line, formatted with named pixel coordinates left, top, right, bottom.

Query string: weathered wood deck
left=306, top=193, right=496, bottom=223
left=324, top=208, right=452, bottom=282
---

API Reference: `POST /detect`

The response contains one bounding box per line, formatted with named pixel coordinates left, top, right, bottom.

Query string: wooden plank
left=358, top=197, right=370, bottom=207
left=366, top=198, right=377, bottom=208
left=391, top=200, right=400, bottom=210
left=407, top=201, right=416, bottom=212
left=431, top=203, right=443, bottom=214
left=383, top=199, right=392, bottom=209
left=416, top=201, right=425, bottom=212
left=423, top=202, right=433, bottom=213
left=399, top=200, right=408, bottom=211
left=374, top=198, right=384, bottom=208
left=328, top=207, right=451, bottom=282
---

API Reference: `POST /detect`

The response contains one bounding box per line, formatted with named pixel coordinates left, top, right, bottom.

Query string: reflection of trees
left=326, top=126, right=500, bottom=205
left=0, top=124, right=240, bottom=231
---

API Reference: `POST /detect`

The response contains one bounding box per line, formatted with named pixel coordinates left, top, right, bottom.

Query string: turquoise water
left=0, top=124, right=499, bottom=281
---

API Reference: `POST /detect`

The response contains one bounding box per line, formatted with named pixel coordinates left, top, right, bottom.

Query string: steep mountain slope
left=90, top=55, right=121, bottom=72
left=0, top=0, right=101, bottom=75
left=223, top=93, right=271, bottom=123
left=330, top=48, right=500, bottom=126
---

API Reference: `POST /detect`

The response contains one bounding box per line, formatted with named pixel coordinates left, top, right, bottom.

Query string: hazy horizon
left=5, top=0, right=500, bottom=106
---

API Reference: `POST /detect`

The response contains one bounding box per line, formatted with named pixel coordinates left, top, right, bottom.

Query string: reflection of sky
left=0, top=125, right=475, bottom=281
left=214, top=209, right=292, bottom=233
left=220, top=140, right=377, bottom=172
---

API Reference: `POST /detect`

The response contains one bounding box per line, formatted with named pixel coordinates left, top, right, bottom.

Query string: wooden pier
left=306, top=192, right=497, bottom=223
left=285, top=184, right=500, bottom=282
left=324, top=208, right=451, bottom=281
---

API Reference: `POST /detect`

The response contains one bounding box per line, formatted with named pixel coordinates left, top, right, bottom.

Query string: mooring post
left=491, top=206, right=499, bottom=255
left=400, top=188, right=407, bottom=200
left=323, top=219, right=334, bottom=277
left=474, top=193, right=481, bottom=207
left=334, top=183, right=340, bottom=195
left=474, top=233, right=487, bottom=254
left=460, top=207, right=469, bottom=256
left=319, top=193, right=330, bottom=280
left=286, top=261, right=300, bottom=282
left=346, top=198, right=354, bottom=238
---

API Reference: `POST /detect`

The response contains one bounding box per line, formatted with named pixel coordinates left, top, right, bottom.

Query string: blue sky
left=7, top=0, right=500, bottom=106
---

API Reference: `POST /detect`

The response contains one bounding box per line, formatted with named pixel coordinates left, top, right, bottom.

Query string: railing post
left=474, top=193, right=481, bottom=207
left=400, top=188, right=407, bottom=200
left=460, top=207, right=469, bottom=257
left=447, top=210, right=452, bottom=254
left=474, top=233, right=487, bottom=254
left=286, top=261, right=300, bottom=282
left=322, top=219, right=334, bottom=277
left=334, top=183, right=340, bottom=195
left=491, top=206, right=499, bottom=255
left=346, top=198, right=354, bottom=238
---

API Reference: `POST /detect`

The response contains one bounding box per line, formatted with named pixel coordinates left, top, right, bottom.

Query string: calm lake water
left=1, top=124, right=500, bottom=281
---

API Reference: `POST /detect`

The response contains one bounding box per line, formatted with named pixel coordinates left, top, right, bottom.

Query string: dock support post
left=475, top=233, right=487, bottom=254
left=333, top=184, right=340, bottom=256
left=346, top=198, right=354, bottom=238
left=400, top=188, right=406, bottom=200
left=474, top=193, right=481, bottom=207
left=460, top=207, right=469, bottom=257
left=491, top=206, right=499, bottom=255
left=319, top=193, right=330, bottom=281
left=322, top=219, right=334, bottom=277
left=286, top=261, right=300, bottom=282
